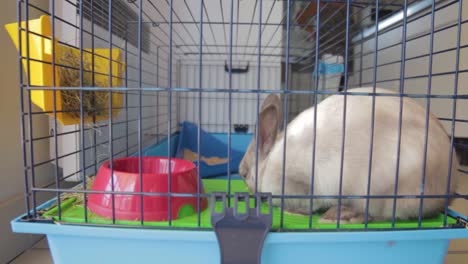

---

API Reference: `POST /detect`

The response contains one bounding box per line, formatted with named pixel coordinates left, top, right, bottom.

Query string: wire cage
left=6, top=0, right=468, bottom=263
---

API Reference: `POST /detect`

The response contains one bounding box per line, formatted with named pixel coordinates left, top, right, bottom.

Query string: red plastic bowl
left=87, top=157, right=208, bottom=222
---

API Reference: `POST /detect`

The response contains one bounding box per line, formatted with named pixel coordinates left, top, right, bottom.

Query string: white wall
left=287, top=69, right=315, bottom=121
left=179, top=63, right=281, bottom=133
left=175, top=0, right=284, bottom=133
left=350, top=0, right=468, bottom=137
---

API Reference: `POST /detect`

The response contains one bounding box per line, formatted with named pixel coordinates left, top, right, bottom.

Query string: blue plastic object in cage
left=314, top=60, right=345, bottom=76
left=132, top=122, right=250, bottom=178
left=175, top=121, right=246, bottom=178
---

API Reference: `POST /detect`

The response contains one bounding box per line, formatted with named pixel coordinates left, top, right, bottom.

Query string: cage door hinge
left=211, top=192, right=272, bottom=264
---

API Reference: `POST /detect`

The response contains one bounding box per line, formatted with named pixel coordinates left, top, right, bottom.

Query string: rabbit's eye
left=239, top=167, right=247, bottom=178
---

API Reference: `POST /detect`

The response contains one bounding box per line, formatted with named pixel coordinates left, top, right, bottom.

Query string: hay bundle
left=59, top=176, right=95, bottom=206
left=56, top=49, right=111, bottom=120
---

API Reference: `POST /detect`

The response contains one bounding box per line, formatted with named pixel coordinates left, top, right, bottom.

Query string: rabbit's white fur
left=239, top=87, right=459, bottom=222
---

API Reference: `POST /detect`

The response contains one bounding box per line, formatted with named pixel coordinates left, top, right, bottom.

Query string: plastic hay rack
left=4, top=15, right=124, bottom=125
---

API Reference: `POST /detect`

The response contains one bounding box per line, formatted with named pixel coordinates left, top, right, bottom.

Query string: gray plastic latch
left=211, top=192, right=272, bottom=264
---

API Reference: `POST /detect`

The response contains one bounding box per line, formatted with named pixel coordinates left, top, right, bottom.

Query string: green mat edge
left=42, top=179, right=457, bottom=230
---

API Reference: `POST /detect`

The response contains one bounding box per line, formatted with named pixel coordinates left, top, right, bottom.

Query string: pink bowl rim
left=99, top=156, right=197, bottom=177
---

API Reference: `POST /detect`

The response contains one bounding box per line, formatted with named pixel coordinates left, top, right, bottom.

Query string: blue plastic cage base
left=11, top=211, right=468, bottom=264
left=10, top=190, right=468, bottom=264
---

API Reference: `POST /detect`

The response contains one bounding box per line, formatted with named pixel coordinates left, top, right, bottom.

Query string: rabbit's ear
left=258, top=94, right=282, bottom=158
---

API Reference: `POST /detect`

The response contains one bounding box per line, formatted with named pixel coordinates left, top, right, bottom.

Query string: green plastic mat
left=43, top=179, right=456, bottom=229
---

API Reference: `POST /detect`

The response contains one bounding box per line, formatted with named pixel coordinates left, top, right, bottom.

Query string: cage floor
left=42, top=179, right=456, bottom=229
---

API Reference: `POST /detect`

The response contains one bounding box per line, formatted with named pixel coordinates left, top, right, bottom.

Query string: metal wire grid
left=16, top=0, right=468, bottom=231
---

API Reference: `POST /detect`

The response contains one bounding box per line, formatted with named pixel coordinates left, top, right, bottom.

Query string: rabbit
left=239, top=87, right=460, bottom=223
